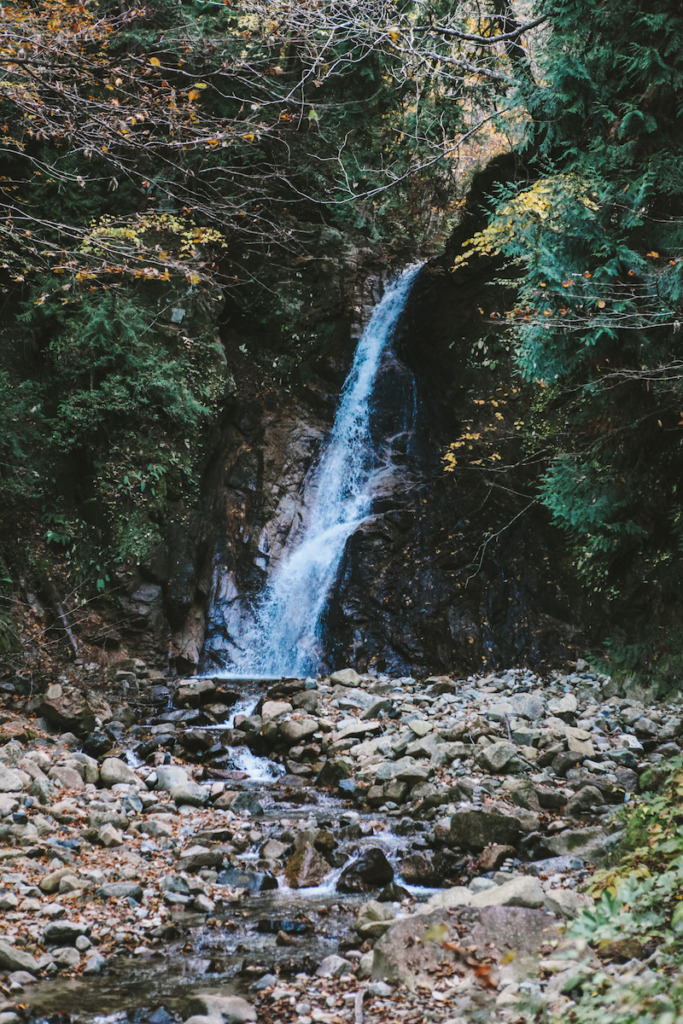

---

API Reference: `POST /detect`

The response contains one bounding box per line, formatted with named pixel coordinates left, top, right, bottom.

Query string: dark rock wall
left=167, top=157, right=584, bottom=677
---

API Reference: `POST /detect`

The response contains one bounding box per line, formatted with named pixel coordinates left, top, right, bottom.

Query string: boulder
left=330, top=669, right=361, bottom=687
left=42, top=921, right=87, bottom=947
left=0, top=940, right=39, bottom=974
left=175, top=678, right=216, bottom=708
left=98, top=824, right=125, bottom=848
left=449, top=808, right=526, bottom=850
left=155, top=764, right=189, bottom=791
left=548, top=694, right=578, bottom=716
left=99, top=757, right=139, bottom=788
left=546, top=826, right=608, bottom=861
left=260, top=701, right=293, bottom=723
left=398, top=851, right=450, bottom=887
left=509, top=693, right=546, bottom=721
left=316, top=955, right=355, bottom=978
left=544, top=888, right=589, bottom=919
left=39, top=866, right=75, bottom=894
left=565, top=785, right=605, bottom=817
left=406, top=719, right=432, bottom=738
left=171, top=781, right=209, bottom=807
left=284, top=842, right=331, bottom=889
left=565, top=727, right=595, bottom=757
left=316, top=758, right=351, bottom=787
left=48, top=766, right=85, bottom=791
left=230, top=792, right=264, bottom=816
left=478, top=844, right=517, bottom=872
left=471, top=876, right=544, bottom=909
left=338, top=849, right=394, bottom=893
left=177, top=845, right=224, bottom=873
left=0, top=767, right=30, bottom=792
left=39, top=692, right=96, bottom=737
left=96, top=881, right=143, bottom=901
left=279, top=717, right=318, bottom=746
left=372, top=906, right=559, bottom=990
left=477, top=741, right=520, bottom=773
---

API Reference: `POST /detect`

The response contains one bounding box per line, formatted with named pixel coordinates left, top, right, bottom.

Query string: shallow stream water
left=26, top=677, right=437, bottom=1024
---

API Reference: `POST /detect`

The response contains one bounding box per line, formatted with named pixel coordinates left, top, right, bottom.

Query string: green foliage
left=464, top=0, right=683, bottom=665
left=0, top=283, right=226, bottom=594
left=531, top=757, right=683, bottom=1024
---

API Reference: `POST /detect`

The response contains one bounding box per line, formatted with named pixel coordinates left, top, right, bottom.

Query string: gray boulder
left=96, top=881, right=143, bottom=901
left=330, top=669, right=361, bottom=687
left=449, top=808, right=526, bottom=850
left=155, top=764, right=189, bottom=791
left=470, top=876, right=544, bottom=909
left=99, top=757, right=139, bottom=788
left=0, top=941, right=39, bottom=974
left=372, top=906, right=558, bottom=990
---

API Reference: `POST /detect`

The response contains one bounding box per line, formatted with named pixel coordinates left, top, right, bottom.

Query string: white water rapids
left=226, top=263, right=422, bottom=677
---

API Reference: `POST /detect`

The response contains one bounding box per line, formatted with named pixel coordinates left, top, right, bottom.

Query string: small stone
left=84, top=950, right=107, bottom=975
left=355, top=900, right=396, bottom=939
left=52, top=946, right=81, bottom=969
left=565, top=727, right=595, bottom=757
left=99, top=823, right=125, bottom=848
left=477, top=740, right=519, bottom=773
left=547, top=694, right=578, bottom=716
left=316, top=954, right=354, bottom=977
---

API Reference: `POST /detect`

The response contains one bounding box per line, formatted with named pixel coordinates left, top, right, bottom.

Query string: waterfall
left=215, top=263, right=422, bottom=677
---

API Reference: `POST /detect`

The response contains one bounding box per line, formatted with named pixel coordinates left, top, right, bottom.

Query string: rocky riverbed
left=0, top=660, right=681, bottom=1024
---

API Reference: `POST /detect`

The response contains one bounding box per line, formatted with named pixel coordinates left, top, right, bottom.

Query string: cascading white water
left=228, top=263, right=422, bottom=676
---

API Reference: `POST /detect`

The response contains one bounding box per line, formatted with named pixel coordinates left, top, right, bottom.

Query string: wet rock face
left=337, top=848, right=394, bottom=893
left=188, top=253, right=582, bottom=677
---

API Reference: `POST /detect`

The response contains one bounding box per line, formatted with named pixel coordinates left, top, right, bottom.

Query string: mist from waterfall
left=221, top=263, right=422, bottom=676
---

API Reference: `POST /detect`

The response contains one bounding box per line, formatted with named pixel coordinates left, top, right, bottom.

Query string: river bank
left=0, top=661, right=681, bottom=1024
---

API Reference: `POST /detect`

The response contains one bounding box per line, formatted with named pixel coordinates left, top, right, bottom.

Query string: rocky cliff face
left=125, top=158, right=582, bottom=678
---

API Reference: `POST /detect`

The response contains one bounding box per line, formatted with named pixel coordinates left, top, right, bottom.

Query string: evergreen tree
left=464, top=0, right=683, bottom=675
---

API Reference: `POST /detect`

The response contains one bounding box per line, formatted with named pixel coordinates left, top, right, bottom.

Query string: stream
left=25, top=674, right=441, bottom=1024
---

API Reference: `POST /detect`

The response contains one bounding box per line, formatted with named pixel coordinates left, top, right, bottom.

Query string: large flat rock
left=372, top=905, right=559, bottom=990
